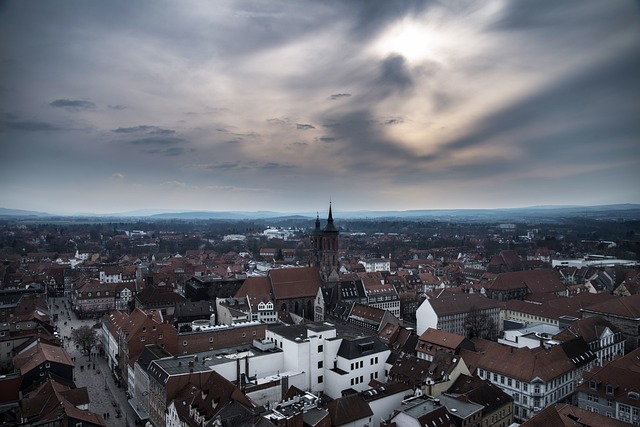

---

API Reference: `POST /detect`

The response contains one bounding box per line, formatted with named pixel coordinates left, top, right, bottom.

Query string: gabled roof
left=581, top=293, right=640, bottom=318
left=488, top=269, right=564, bottom=293
left=521, top=403, right=630, bottom=427
left=326, top=394, right=373, bottom=425
left=14, top=341, right=74, bottom=374
left=426, top=293, right=500, bottom=317
left=269, top=267, right=323, bottom=300
left=235, top=276, right=271, bottom=298
left=461, top=339, right=584, bottom=383
left=170, top=371, right=252, bottom=424
left=553, top=315, right=621, bottom=343
left=20, top=379, right=105, bottom=426
left=417, top=328, right=467, bottom=352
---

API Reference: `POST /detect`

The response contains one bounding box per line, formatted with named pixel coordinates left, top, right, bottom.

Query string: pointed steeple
left=323, top=202, right=338, bottom=232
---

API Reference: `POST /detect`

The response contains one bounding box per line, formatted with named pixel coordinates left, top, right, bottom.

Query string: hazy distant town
left=0, top=204, right=638, bottom=426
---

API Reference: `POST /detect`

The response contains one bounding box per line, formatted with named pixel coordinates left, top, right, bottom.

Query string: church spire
left=323, top=202, right=337, bottom=232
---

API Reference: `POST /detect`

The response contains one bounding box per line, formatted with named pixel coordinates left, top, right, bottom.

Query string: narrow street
left=50, top=297, right=139, bottom=427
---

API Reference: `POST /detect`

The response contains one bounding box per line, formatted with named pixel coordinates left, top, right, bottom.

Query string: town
left=0, top=205, right=639, bottom=427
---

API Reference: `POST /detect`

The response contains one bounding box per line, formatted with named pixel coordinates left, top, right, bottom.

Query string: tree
left=463, top=306, right=498, bottom=341
left=71, top=325, right=99, bottom=355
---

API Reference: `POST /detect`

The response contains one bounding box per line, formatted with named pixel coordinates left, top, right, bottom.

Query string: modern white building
left=266, top=322, right=390, bottom=399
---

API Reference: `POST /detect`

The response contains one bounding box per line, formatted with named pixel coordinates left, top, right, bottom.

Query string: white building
left=266, top=322, right=390, bottom=399
left=359, top=258, right=391, bottom=273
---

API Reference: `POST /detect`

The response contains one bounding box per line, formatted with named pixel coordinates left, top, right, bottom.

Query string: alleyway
left=50, top=297, right=140, bottom=427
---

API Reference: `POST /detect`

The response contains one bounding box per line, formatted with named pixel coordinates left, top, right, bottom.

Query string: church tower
left=310, top=203, right=339, bottom=280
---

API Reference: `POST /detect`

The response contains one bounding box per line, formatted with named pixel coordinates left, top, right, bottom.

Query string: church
left=310, top=203, right=340, bottom=281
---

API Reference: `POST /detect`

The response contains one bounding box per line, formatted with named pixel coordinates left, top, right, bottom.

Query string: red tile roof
left=269, top=267, right=323, bottom=300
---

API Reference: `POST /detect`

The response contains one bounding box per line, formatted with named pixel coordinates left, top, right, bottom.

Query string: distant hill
left=0, top=207, right=50, bottom=217
left=1, top=204, right=639, bottom=221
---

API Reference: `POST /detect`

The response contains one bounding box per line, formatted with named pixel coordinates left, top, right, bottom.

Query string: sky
left=1, top=0, right=639, bottom=215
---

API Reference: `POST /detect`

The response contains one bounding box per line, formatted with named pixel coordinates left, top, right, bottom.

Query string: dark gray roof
left=137, top=344, right=172, bottom=372
left=559, top=336, right=597, bottom=368
left=337, top=336, right=387, bottom=360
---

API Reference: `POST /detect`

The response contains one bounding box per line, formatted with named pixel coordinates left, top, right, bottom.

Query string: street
left=50, top=297, right=139, bottom=427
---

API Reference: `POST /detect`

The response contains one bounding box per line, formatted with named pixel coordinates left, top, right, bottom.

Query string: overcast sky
left=1, top=0, right=639, bottom=215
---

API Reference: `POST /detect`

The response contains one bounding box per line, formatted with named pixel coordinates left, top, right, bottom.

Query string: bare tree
left=71, top=325, right=99, bottom=355
left=464, top=306, right=498, bottom=340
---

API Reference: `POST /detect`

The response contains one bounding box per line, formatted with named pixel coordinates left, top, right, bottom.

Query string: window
left=587, top=394, right=598, bottom=402
left=508, top=378, right=512, bottom=387
left=606, top=384, right=614, bottom=395
left=242, top=333, right=246, bottom=338
left=318, top=361, right=323, bottom=369
left=183, top=340, right=187, bottom=346
left=523, top=384, right=529, bottom=392
left=45, top=363, right=50, bottom=368
left=209, top=337, right=213, bottom=343
left=140, top=336, right=145, bottom=341
left=318, top=345, right=323, bottom=352
left=318, top=375, right=323, bottom=384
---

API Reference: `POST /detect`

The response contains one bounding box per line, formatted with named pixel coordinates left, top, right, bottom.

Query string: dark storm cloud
left=206, top=161, right=295, bottom=171
left=49, top=99, right=96, bottom=111
left=164, top=147, right=185, bottom=156
left=329, top=93, right=352, bottom=100
left=346, top=0, right=428, bottom=40
left=379, top=55, right=413, bottom=92
left=318, top=137, right=337, bottom=143
left=382, top=118, right=403, bottom=126
left=112, top=125, right=176, bottom=135
left=296, top=123, right=315, bottom=130
left=126, top=136, right=185, bottom=146
left=440, top=52, right=640, bottom=159
left=321, top=109, right=413, bottom=161
left=0, top=114, right=60, bottom=132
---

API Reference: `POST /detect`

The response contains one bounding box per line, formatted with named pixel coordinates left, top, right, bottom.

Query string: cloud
left=160, top=180, right=186, bottom=188
left=329, top=93, right=352, bottom=100
left=382, top=117, right=403, bottom=125
left=296, top=123, right=315, bottom=130
left=49, top=99, right=96, bottom=111
left=110, top=173, right=124, bottom=180
left=112, top=125, right=176, bottom=135
left=108, top=104, right=127, bottom=110
left=378, top=54, right=413, bottom=92
left=318, top=136, right=337, bottom=143
left=0, top=119, right=60, bottom=132
left=267, top=118, right=290, bottom=126
left=126, top=136, right=184, bottom=146
left=164, top=147, right=185, bottom=156
left=205, top=161, right=295, bottom=171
